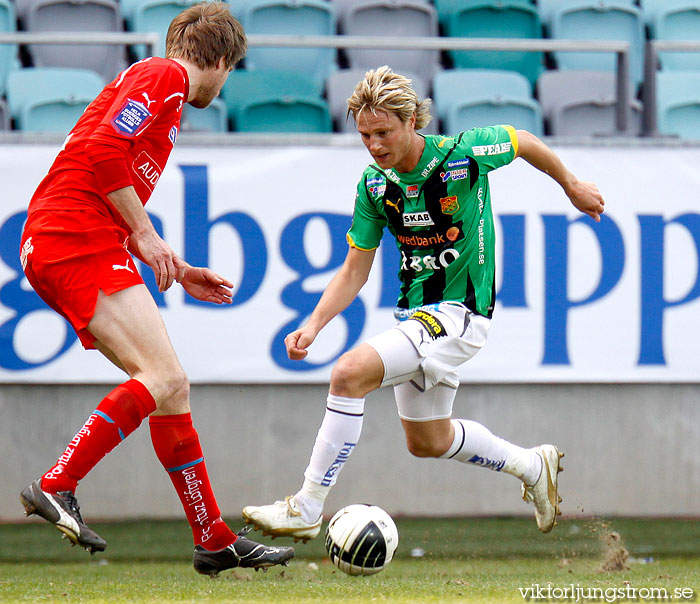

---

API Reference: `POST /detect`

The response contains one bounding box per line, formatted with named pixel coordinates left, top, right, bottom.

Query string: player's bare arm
left=515, top=129, right=605, bottom=222
left=285, top=247, right=376, bottom=360
left=107, top=185, right=186, bottom=292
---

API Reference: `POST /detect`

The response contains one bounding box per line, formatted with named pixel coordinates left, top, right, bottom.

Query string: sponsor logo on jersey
left=385, top=169, right=401, bottom=184
left=169, top=125, right=178, bottom=145
left=403, top=211, right=434, bottom=227
left=397, top=232, right=445, bottom=247
left=446, top=158, right=470, bottom=168
left=401, top=248, right=460, bottom=272
left=20, top=237, right=33, bottom=270
left=132, top=151, right=162, bottom=190
left=409, top=309, right=447, bottom=339
left=141, top=92, right=157, bottom=109
left=367, top=177, right=384, bottom=186
left=369, top=184, right=386, bottom=197
left=440, top=168, right=469, bottom=182
left=472, top=142, right=512, bottom=156
left=420, top=156, right=440, bottom=178
left=385, top=199, right=401, bottom=213
left=111, top=99, right=152, bottom=136
left=439, top=196, right=459, bottom=215
left=406, top=184, right=419, bottom=198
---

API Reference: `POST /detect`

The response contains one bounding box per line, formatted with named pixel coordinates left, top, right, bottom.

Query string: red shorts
left=20, top=209, right=144, bottom=349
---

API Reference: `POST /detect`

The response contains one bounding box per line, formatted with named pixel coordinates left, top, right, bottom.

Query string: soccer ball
left=324, top=504, right=399, bottom=576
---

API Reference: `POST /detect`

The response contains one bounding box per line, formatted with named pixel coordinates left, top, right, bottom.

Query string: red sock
left=149, top=413, right=236, bottom=550
left=41, top=379, right=156, bottom=493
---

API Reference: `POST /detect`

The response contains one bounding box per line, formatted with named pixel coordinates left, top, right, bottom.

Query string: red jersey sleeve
left=84, top=59, right=188, bottom=196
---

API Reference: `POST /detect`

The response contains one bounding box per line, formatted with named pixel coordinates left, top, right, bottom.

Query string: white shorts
left=364, top=302, right=491, bottom=420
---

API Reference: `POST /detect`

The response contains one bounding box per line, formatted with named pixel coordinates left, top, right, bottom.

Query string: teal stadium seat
left=221, top=70, right=331, bottom=133
left=0, top=0, right=17, bottom=97
left=656, top=70, right=700, bottom=140
left=237, top=0, right=336, bottom=94
left=123, top=0, right=200, bottom=60
left=340, top=0, right=440, bottom=83
left=535, top=0, right=635, bottom=29
left=7, top=67, right=104, bottom=132
left=440, top=0, right=544, bottom=88
left=549, top=0, right=645, bottom=88
left=433, top=68, right=543, bottom=136
left=180, top=96, right=228, bottom=133
left=642, top=0, right=700, bottom=71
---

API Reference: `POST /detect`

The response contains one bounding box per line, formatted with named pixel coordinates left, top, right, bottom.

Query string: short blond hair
left=347, top=65, right=432, bottom=130
left=166, top=2, right=247, bottom=70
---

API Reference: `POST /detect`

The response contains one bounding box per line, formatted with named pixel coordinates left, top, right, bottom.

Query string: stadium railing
left=0, top=33, right=637, bottom=139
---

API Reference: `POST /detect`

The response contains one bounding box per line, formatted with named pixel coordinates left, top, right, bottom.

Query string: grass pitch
left=1, top=516, right=698, bottom=603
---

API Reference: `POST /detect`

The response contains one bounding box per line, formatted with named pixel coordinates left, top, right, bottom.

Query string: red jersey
left=28, top=57, right=189, bottom=232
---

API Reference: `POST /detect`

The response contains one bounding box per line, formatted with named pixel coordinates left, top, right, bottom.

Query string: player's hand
left=129, top=230, right=185, bottom=292
left=567, top=180, right=605, bottom=223
left=285, top=327, right=318, bottom=360
left=179, top=266, right=233, bottom=305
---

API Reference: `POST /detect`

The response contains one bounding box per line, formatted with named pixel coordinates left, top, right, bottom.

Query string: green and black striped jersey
left=347, top=125, right=518, bottom=317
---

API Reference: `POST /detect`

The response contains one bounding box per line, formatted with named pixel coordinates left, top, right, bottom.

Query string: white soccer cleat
left=521, top=444, right=564, bottom=533
left=242, top=496, right=321, bottom=543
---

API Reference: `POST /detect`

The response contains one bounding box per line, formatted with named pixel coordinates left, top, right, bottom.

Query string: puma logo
left=112, top=259, right=134, bottom=273
left=141, top=92, right=156, bottom=109
left=385, top=199, right=401, bottom=213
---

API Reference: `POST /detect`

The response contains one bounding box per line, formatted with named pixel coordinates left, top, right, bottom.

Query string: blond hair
left=166, top=2, right=247, bottom=70
left=347, top=65, right=432, bottom=130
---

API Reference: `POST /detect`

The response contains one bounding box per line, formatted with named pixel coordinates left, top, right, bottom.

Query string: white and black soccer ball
left=325, top=504, right=399, bottom=576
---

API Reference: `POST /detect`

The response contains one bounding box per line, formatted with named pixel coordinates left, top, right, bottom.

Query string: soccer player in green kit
left=243, top=66, right=605, bottom=540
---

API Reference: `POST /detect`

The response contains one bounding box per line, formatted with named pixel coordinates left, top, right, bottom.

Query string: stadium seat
left=441, top=0, right=544, bottom=88
left=656, top=70, right=700, bottom=140
left=7, top=67, right=104, bottom=132
left=536, top=0, right=636, bottom=28
left=238, top=0, right=336, bottom=94
left=549, top=0, right=645, bottom=88
left=643, top=1, right=700, bottom=71
left=339, top=0, right=440, bottom=83
left=125, top=0, right=200, bottom=60
left=433, top=68, right=543, bottom=136
left=180, top=96, right=228, bottom=133
left=0, top=0, right=17, bottom=97
left=537, top=70, right=642, bottom=136
left=326, top=68, right=435, bottom=133
left=0, top=97, right=10, bottom=130
left=221, top=69, right=331, bottom=133
left=21, top=0, right=126, bottom=82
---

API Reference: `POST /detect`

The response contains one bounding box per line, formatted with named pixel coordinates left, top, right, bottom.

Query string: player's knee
left=330, top=353, right=365, bottom=396
left=154, top=367, right=189, bottom=409
left=405, top=433, right=445, bottom=458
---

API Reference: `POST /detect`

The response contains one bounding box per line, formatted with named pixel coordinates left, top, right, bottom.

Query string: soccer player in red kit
left=18, top=2, right=294, bottom=576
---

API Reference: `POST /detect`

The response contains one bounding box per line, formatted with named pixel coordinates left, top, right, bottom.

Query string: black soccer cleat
left=193, top=526, right=295, bottom=577
left=20, top=479, right=107, bottom=553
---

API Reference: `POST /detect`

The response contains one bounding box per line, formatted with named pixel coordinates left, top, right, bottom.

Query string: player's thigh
left=364, top=327, right=423, bottom=388
left=88, top=284, right=183, bottom=380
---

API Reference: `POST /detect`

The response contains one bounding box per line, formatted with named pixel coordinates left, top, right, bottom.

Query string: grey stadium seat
left=537, top=70, right=642, bottom=136
left=21, top=0, right=126, bottom=82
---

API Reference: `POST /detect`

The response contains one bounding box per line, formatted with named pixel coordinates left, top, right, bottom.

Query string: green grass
left=1, top=517, right=698, bottom=603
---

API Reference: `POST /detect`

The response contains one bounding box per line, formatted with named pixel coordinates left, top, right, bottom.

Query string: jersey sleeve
left=84, top=60, right=187, bottom=194
left=463, top=125, right=518, bottom=175
left=346, top=174, right=386, bottom=251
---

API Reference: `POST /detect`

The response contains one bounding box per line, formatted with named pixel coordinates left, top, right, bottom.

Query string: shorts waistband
left=393, top=301, right=466, bottom=322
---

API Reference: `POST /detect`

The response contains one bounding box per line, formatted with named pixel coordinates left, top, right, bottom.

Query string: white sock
left=441, top=419, right=541, bottom=485
left=296, top=394, right=364, bottom=523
